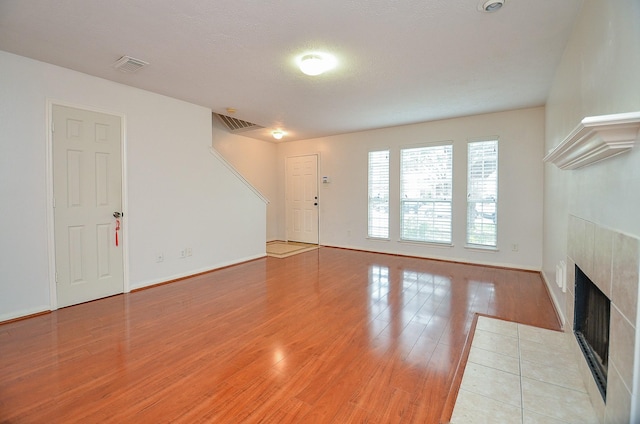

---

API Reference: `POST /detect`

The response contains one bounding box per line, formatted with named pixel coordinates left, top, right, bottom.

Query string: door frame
left=45, top=99, right=129, bottom=310
left=285, top=153, right=320, bottom=244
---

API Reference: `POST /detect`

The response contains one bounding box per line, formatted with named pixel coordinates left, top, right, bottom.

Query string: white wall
left=277, top=107, right=545, bottom=270
left=211, top=121, right=279, bottom=241
left=543, top=0, right=640, bottom=420
left=0, top=51, right=266, bottom=321
left=543, top=0, right=640, bottom=320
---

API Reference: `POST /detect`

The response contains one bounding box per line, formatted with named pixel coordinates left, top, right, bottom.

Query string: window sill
left=366, top=237, right=390, bottom=242
left=464, top=244, right=499, bottom=252
left=398, top=239, right=453, bottom=248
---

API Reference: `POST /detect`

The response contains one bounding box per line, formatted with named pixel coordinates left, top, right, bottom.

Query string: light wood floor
left=0, top=247, right=560, bottom=423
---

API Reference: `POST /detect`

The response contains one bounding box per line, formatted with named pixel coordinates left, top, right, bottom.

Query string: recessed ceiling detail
left=113, top=55, right=149, bottom=73
left=214, top=113, right=264, bottom=133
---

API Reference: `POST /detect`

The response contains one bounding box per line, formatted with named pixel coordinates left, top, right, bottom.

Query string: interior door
left=286, top=155, right=318, bottom=244
left=52, top=104, right=124, bottom=308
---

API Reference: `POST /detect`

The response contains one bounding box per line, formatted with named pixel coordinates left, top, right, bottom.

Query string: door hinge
left=52, top=197, right=56, bottom=208
left=55, top=272, right=58, bottom=283
left=51, top=121, right=55, bottom=133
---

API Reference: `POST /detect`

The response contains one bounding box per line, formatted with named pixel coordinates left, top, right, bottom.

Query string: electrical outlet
left=179, top=249, right=186, bottom=258
left=512, top=243, right=519, bottom=252
left=156, top=253, right=164, bottom=263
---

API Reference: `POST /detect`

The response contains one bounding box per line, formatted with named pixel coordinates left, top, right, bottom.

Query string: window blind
left=467, top=140, right=498, bottom=246
left=400, top=144, right=452, bottom=243
left=368, top=150, right=389, bottom=238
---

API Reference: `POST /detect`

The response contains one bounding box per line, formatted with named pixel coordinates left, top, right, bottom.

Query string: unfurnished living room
left=1, top=1, right=639, bottom=423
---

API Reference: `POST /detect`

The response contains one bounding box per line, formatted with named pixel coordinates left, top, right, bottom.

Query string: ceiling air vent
left=214, top=113, right=264, bottom=133
left=113, top=55, right=149, bottom=73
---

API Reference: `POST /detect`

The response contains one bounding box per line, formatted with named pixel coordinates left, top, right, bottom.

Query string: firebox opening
left=574, top=265, right=610, bottom=401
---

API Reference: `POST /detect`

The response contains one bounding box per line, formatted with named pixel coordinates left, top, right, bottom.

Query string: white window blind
left=400, top=144, right=453, bottom=243
left=368, top=150, right=389, bottom=238
left=467, top=140, right=498, bottom=247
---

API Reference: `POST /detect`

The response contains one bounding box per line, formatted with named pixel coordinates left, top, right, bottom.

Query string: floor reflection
left=368, top=264, right=457, bottom=361
left=1, top=248, right=560, bottom=423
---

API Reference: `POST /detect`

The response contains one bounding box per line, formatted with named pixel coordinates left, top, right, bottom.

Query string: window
left=368, top=150, right=389, bottom=238
left=467, top=140, right=498, bottom=247
left=400, top=144, right=453, bottom=243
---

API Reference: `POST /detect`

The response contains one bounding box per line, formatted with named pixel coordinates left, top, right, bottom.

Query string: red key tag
left=115, top=219, right=121, bottom=247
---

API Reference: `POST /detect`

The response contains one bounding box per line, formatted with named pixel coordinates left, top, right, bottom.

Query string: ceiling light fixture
left=272, top=130, right=284, bottom=140
left=298, top=53, right=336, bottom=76
left=479, top=0, right=506, bottom=12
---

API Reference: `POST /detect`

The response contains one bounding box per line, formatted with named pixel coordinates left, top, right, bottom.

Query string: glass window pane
left=400, top=144, right=452, bottom=243
left=467, top=140, right=498, bottom=247
left=368, top=150, right=389, bottom=238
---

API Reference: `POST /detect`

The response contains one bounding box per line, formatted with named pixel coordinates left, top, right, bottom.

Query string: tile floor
left=450, top=316, right=599, bottom=424
left=265, top=241, right=319, bottom=258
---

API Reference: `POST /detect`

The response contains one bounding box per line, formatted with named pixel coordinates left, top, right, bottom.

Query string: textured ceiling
left=0, top=0, right=583, bottom=142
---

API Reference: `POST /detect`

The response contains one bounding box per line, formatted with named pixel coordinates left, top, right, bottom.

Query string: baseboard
left=0, top=306, right=51, bottom=324
left=320, top=243, right=540, bottom=273
left=540, top=269, right=567, bottom=329
left=130, top=253, right=266, bottom=292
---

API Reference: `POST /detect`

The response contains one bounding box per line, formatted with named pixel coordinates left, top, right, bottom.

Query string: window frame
left=399, top=142, right=453, bottom=245
left=367, top=149, right=390, bottom=239
left=466, top=138, right=498, bottom=248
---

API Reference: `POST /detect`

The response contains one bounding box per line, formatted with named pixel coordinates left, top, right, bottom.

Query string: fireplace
left=564, top=215, right=639, bottom=423
left=574, top=265, right=610, bottom=401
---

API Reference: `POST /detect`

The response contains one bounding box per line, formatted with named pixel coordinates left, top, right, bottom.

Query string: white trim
left=45, top=99, right=130, bottom=310
left=129, top=253, right=266, bottom=291
left=464, top=244, right=499, bottom=252
left=400, top=139, right=454, bottom=150
left=284, top=153, right=320, bottom=244
left=367, top=149, right=390, bottom=239
left=0, top=306, right=51, bottom=323
left=467, top=135, right=501, bottom=143
left=45, top=101, right=57, bottom=310
left=397, top=239, right=454, bottom=248
left=541, top=269, right=567, bottom=329
left=322, top=243, right=539, bottom=271
left=466, top=138, right=499, bottom=248
left=399, top=144, right=454, bottom=244
left=543, top=111, right=640, bottom=170
left=208, top=147, right=269, bottom=204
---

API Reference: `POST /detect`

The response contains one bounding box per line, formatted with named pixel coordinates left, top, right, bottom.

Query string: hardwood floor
left=0, top=247, right=560, bottom=423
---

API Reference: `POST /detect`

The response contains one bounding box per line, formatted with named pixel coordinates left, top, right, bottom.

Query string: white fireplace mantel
left=544, top=111, right=640, bottom=170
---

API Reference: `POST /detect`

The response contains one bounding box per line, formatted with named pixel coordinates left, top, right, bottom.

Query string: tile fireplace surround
left=565, top=215, right=639, bottom=423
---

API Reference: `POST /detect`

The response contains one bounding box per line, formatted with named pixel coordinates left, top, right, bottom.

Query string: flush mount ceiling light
left=298, top=53, right=337, bottom=76
left=272, top=130, right=284, bottom=140
left=479, top=0, right=506, bottom=12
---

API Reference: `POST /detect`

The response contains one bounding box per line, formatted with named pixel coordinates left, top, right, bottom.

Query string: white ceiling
left=0, top=0, right=583, bottom=142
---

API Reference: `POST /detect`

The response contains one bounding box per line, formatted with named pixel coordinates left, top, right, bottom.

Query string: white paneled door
left=53, top=105, right=124, bottom=308
left=286, top=155, right=318, bottom=244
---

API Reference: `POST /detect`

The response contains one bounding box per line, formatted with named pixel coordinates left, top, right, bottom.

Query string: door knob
left=113, top=211, right=123, bottom=218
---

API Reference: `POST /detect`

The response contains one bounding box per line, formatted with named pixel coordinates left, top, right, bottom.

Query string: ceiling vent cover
left=214, top=113, right=264, bottom=133
left=113, top=55, right=149, bottom=73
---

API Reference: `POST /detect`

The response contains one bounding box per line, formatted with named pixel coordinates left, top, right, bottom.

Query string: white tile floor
left=450, top=316, right=599, bottom=424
